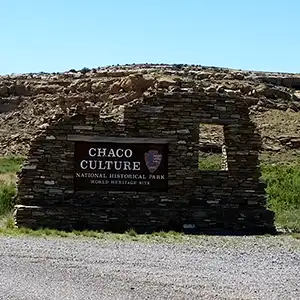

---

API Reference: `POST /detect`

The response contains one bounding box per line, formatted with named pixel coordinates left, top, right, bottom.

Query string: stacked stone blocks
left=15, top=77, right=275, bottom=233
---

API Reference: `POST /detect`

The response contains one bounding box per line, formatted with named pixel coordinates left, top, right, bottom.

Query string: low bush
left=0, top=182, right=16, bottom=216
left=261, top=163, right=300, bottom=232
left=262, top=163, right=300, bottom=212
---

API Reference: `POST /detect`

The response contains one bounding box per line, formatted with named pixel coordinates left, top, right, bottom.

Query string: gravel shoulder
left=0, top=235, right=299, bottom=300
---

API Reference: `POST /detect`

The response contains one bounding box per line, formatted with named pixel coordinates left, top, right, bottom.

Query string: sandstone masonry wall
left=14, top=74, right=275, bottom=234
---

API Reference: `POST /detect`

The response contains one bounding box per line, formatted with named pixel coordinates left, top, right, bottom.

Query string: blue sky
left=0, top=0, right=299, bottom=74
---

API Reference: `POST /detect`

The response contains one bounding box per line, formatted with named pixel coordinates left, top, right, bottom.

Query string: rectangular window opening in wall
left=198, top=123, right=228, bottom=171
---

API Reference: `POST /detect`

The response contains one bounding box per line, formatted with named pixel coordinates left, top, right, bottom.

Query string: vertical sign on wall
left=74, top=141, right=168, bottom=191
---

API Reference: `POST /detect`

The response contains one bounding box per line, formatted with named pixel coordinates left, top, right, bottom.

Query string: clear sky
left=1, top=0, right=299, bottom=75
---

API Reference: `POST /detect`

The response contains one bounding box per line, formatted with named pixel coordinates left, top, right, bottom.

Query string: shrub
left=80, top=67, right=90, bottom=74
left=262, top=164, right=300, bottom=212
left=0, top=182, right=16, bottom=215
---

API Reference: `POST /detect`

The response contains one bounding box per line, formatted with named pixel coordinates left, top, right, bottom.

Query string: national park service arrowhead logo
left=144, top=150, right=162, bottom=173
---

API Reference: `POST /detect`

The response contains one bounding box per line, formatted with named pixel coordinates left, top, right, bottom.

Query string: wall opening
left=198, top=123, right=228, bottom=171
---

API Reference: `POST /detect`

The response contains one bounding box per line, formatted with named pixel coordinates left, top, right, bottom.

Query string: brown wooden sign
left=74, top=141, right=168, bottom=191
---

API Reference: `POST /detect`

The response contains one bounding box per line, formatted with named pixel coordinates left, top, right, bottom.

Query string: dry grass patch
left=0, top=173, right=17, bottom=184
left=252, top=109, right=300, bottom=138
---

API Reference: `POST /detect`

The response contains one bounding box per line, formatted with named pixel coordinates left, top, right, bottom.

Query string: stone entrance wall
left=15, top=73, right=275, bottom=234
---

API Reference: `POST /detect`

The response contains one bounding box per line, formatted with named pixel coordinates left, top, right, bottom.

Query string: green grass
left=275, top=209, right=300, bottom=232
left=0, top=156, right=25, bottom=174
left=126, top=228, right=138, bottom=237
left=0, top=182, right=16, bottom=216
left=0, top=224, right=185, bottom=242
left=261, top=163, right=300, bottom=232
left=199, top=153, right=223, bottom=170
left=262, top=163, right=300, bottom=212
left=0, top=156, right=23, bottom=217
left=0, top=213, right=15, bottom=229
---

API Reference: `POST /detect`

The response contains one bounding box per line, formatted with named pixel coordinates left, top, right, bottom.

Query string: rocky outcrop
left=1, top=64, right=300, bottom=156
